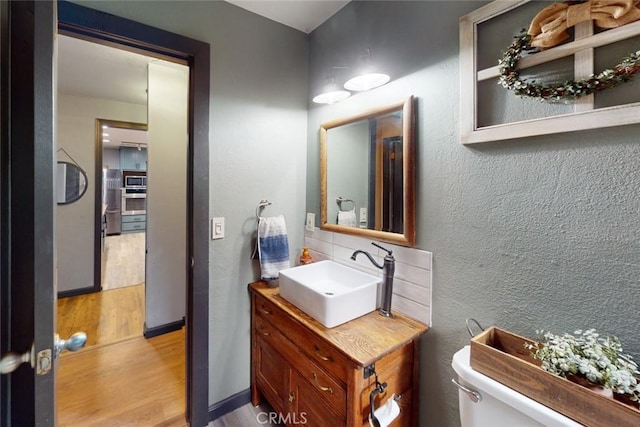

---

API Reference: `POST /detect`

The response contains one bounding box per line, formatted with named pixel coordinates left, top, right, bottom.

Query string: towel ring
left=252, top=200, right=272, bottom=260
left=255, top=200, right=271, bottom=219
left=336, top=197, right=355, bottom=211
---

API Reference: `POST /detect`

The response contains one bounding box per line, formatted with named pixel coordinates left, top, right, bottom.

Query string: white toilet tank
left=451, top=346, right=582, bottom=427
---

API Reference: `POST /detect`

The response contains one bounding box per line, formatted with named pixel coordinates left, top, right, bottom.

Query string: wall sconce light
left=312, top=74, right=351, bottom=104
left=343, top=48, right=390, bottom=91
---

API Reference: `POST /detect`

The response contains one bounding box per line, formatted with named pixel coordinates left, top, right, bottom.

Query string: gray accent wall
left=308, top=1, right=640, bottom=426
left=326, top=120, right=369, bottom=225
left=72, top=0, right=309, bottom=407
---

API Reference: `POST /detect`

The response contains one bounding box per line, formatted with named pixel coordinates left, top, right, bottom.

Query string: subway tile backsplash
left=303, top=228, right=432, bottom=326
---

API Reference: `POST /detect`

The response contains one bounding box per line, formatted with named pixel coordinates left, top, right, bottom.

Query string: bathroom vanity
left=249, top=281, right=429, bottom=426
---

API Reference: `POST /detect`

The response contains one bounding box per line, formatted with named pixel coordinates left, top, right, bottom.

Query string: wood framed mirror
left=320, top=96, right=416, bottom=247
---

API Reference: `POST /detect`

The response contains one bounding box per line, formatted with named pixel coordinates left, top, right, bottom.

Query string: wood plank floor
left=57, top=283, right=144, bottom=348
left=102, top=232, right=146, bottom=290
left=57, top=329, right=185, bottom=426
left=57, top=328, right=279, bottom=427
left=57, top=255, right=276, bottom=426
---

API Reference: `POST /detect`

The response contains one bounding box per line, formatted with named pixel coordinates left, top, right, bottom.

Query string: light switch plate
left=211, top=217, right=225, bottom=240
left=305, top=213, right=315, bottom=231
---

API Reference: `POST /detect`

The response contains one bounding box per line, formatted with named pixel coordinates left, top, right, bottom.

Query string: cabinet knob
left=288, top=392, right=295, bottom=403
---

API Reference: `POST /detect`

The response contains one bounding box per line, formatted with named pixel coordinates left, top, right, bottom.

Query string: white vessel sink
left=279, top=260, right=380, bottom=328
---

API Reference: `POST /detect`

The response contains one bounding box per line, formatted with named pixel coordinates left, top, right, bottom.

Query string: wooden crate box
left=470, top=327, right=640, bottom=427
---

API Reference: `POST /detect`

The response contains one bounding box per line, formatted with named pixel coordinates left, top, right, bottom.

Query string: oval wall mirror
left=57, top=161, right=88, bottom=205
left=320, top=96, right=416, bottom=247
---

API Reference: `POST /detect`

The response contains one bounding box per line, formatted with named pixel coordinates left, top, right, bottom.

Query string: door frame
left=58, top=2, right=210, bottom=426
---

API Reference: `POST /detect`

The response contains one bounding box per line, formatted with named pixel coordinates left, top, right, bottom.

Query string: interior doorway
left=57, top=2, right=210, bottom=425
left=55, top=35, right=187, bottom=423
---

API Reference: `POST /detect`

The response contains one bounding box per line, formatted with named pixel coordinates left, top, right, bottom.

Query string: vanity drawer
left=254, top=293, right=352, bottom=381
left=294, top=371, right=345, bottom=427
left=294, top=353, right=346, bottom=417
left=255, top=306, right=346, bottom=418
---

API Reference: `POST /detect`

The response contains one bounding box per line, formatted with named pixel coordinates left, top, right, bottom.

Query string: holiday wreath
left=498, top=0, right=640, bottom=101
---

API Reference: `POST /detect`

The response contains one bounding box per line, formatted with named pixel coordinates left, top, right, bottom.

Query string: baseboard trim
left=58, top=286, right=100, bottom=299
left=209, top=388, right=252, bottom=421
left=143, top=318, right=185, bottom=339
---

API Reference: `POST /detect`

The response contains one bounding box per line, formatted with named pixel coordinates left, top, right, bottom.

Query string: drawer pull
left=260, top=328, right=271, bottom=337
left=260, top=305, right=272, bottom=315
left=314, top=345, right=334, bottom=362
left=288, top=392, right=295, bottom=403
left=312, top=372, right=333, bottom=394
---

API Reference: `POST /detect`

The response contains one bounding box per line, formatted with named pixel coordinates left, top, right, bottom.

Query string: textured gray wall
left=309, top=1, right=640, bottom=426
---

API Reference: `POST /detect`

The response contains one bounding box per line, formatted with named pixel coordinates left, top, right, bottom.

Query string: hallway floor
left=57, top=283, right=144, bottom=348
left=102, top=231, right=146, bottom=290
left=57, top=329, right=185, bottom=426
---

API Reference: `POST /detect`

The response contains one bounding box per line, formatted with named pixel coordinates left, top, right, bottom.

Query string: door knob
left=1, top=331, right=87, bottom=375
left=54, top=332, right=87, bottom=357
left=0, top=346, right=34, bottom=374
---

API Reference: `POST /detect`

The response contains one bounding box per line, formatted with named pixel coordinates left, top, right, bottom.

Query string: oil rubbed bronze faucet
left=351, top=242, right=395, bottom=317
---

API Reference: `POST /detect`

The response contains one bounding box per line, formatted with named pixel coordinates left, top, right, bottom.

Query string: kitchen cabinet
left=250, top=281, right=429, bottom=427
left=120, top=147, right=147, bottom=171
left=121, top=214, right=146, bottom=232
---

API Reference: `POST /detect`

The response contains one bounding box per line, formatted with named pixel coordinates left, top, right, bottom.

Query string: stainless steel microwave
left=125, top=175, right=146, bottom=188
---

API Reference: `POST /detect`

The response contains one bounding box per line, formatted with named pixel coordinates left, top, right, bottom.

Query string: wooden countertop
left=249, top=281, right=429, bottom=368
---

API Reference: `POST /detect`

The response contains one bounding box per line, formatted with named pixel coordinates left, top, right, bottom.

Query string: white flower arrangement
left=526, top=329, right=640, bottom=401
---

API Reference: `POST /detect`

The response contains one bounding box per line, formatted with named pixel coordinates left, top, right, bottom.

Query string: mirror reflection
left=57, top=161, right=88, bottom=205
left=321, top=96, right=415, bottom=247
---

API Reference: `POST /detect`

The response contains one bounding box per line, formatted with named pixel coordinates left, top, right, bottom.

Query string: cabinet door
left=120, top=147, right=147, bottom=170
left=255, top=337, right=290, bottom=414
left=292, top=372, right=344, bottom=427
left=139, top=147, right=147, bottom=170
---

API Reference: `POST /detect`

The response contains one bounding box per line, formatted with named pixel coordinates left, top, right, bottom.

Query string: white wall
left=56, top=93, right=146, bottom=292
left=145, top=62, right=188, bottom=329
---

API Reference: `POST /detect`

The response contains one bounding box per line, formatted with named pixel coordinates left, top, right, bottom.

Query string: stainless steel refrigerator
left=103, top=169, right=122, bottom=235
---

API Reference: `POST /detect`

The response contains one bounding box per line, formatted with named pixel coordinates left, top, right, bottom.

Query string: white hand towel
left=258, top=215, right=290, bottom=281
left=338, top=209, right=357, bottom=227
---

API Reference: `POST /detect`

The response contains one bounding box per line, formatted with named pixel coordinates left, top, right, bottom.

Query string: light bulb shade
left=344, top=72, right=390, bottom=91
left=312, top=90, right=351, bottom=104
